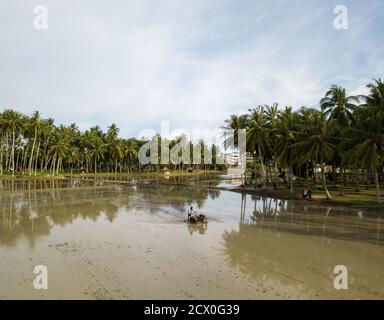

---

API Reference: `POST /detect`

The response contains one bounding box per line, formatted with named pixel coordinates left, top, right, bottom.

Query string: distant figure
left=303, top=186, right=312, bottom=200
left=187, top=206, right=195, bottom=221
left=187, top=206, right=207, bottom=224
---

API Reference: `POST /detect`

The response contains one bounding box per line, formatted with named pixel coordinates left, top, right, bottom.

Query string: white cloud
left=0, top=0, right=383, bottom=139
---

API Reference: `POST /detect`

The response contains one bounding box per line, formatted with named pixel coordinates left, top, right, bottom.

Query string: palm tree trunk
left=273, top=158, right=278, bottom=189
left=41, top=137, right=50, bottom=173
left=298, top=167, right=301, bottom=186
left=29, top=129, right=37, bottom=176
left=332, top=163, right=337, bottom=188
left=51, top=155, right=56, bottom=176
left=11, top=129, right=15, bottom=176
left=56, top=157, right=60, bottom=175
left=4, top=132, right=9, bottom=172
left=305, top=161, right=310, bottom=186
left=375, top=167, right=381, bottom=204
left=321, top=161, right=332, bottom=199
left=289, top=166, right=294, bottom=194
left=258, top=145, right=265, bottom=188
left=21, top=147, right=27, bottom=174
left=354, top=163, right=359, bottom=191
left=34, top=139, right=40, bottom=176
left=339, top=167, right=345, bottom=196
left=7, top=136, right=12, bottom=172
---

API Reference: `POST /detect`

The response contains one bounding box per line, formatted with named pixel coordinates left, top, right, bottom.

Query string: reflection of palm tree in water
left=136, top=183, right=220, bottom=214
left=233, top=195, right=384, bottom=251
left=0, top=183, right=217, bottom=247
left=0, top=188, right=128, bottom=248
left=0, top=192, right=51, bottom=248
left=245, top=194, right=286, bottom=226
left=223, top=200, right=384, bottom=292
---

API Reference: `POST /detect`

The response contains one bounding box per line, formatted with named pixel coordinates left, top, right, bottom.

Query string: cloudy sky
left=0, top=0, right=383, bottom=139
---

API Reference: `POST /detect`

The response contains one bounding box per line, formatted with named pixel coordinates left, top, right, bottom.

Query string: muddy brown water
left=0, top=178, right=383, bottom=299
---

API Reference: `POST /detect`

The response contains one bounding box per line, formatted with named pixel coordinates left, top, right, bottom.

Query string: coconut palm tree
left=277, top=107, right=298, bottom=194
left=39, top=118, right=54, bottom=173
left=320, top=85, right=359, bottom=126
left=221, top=114, right=248, bottom=150
left=27, top=111, right=43, bottom=176
left=91, top=139, right=106, bottom=174
left=264, top=103, right=280, bottom=188
left=111, top=140, right=125, bottom=174
left=49, top=134, right=68, bottom=175
left=125, top=139, right=138, bottom=173
left=247, top=106, right=267, bottom=186
left=346, top=111, right=383, bottom=203
left=295, top=111, right=336, bottom=199
left=364, top=78, right=384, bottom=115
left=347, top=78, right=384, bottom=203
left=68, top=147, right=81, bottom=174
left=0, top=109, right=26, bottom=176
left=296, top=107, right=323, bottom=188
left=107, top=124, right=119, bottom=142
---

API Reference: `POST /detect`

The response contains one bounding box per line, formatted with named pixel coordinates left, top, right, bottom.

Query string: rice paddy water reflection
left=0, top=178, right=383, bottom=299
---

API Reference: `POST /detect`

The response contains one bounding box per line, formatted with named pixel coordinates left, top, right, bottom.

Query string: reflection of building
left=225, top=152, right=240, bottom=167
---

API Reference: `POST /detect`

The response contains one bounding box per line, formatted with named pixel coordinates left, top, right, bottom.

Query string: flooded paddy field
left=0, top=178, right=383, bottom=299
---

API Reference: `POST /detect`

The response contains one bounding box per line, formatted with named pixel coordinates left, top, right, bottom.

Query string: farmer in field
left=187, top=206, right=197, bottom=221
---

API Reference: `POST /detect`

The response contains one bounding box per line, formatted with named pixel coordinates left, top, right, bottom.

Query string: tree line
left=0, top=112, right=222, bottom=177
left=221, top=79, right=384, bottom=203
left=1, top=78, right=383, bottom=202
